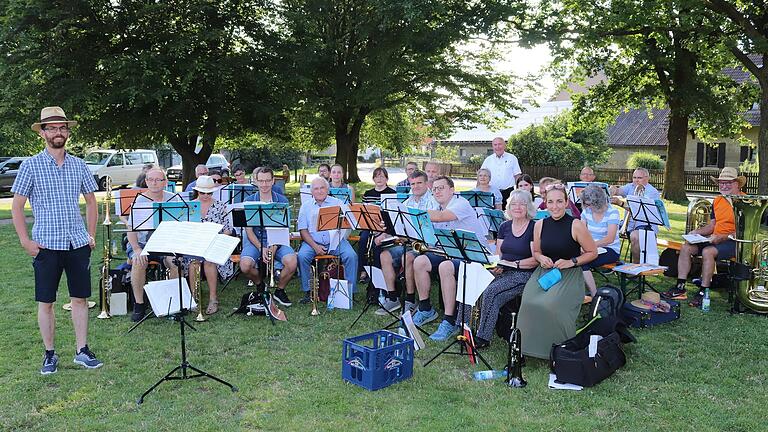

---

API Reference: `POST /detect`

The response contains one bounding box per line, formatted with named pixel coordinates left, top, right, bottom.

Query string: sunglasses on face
left=198, top=191, right=213, bottom=195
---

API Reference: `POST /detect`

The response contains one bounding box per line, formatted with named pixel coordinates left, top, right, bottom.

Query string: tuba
left=685, top=198, right=712, bottom=234
left=730, top=195, right=768, bottom=313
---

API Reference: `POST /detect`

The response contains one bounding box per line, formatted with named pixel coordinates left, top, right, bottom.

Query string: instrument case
left=621, top=300, right=680, bottom=328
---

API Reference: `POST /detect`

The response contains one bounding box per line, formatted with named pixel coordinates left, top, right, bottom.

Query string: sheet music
left=141, top=221, right=239, bottom=265
left=266, top=228, right=290, bottom=246
left=144, top=278, right=196, bottom=317
left=363, top=266, right=386, bottom=290
left=299, top=184, right=312, bottom=204
left=457, top=262, right=494, bottom=305
left=682, top=233, right=711, bottom=244
left=627, top=196, right=665, bottom=226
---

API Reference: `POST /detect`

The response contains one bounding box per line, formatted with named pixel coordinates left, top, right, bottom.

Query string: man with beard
left=11, top=107, right=103, bottom=374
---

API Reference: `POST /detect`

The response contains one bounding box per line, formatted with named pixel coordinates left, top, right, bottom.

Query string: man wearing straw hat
left=11, top=106, right=103, bottom=374
left=663, top=167, right=746, bottom=306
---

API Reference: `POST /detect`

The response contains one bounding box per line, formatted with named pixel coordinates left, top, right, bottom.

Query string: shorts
left=696, top=240, right=736, bottom=261
left=421, top=252, right=448, bottom=271
left=582, top=248, right=620, bottom=270
left=383, top=245, right=416, bottom=269
left=241, top=243, right=295, bottom=270
left=33, top=246, right=92, bottom=303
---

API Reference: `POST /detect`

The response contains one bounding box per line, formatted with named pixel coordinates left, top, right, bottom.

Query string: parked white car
left=85, top=149, right=159, bottom=190
left=166, top=153, right=230, bottom=184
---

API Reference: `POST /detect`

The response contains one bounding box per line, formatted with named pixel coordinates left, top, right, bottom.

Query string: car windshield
left=208, top=155, right=225, bottom=164
left=85, top=152, right=112, bottom=165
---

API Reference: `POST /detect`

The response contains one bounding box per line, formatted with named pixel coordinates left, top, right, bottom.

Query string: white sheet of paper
left=682, top=233, right=710, bottom=244
left=548, top=373, right=583, bottom=391
left=141, top=221, right=239, bottom=265
left=266, top=228, right=290, bottom=246
left=597, top=247, right=607, bottom=255
left=363, top=266, right=386, bottom=290
left=130, top=204, right=155, bottom=230
left=457, top=262, right=494, bottom=306
left=329, top=230, right=341, bottom=252
left=144, top=278, right=196, bottom=317
left=299, top=184, right=312, bottom=204
left=328, top=279, right=351, bottom=309
left=401, top=310, right=425, bottom=351
left=204, top=235, right=241, bottom=265
left=639, top=230, right=659, bottom=265
left=588, top=334, right=602, bottom=358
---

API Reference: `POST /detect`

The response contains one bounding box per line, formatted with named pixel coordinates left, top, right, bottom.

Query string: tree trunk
left=758, top=69, right=768, bottom=195
left=169, top=134, right=213, bottom=187
left=663, top=106, right=689, bottom=202
left=333, top=111, right=367, bottom=183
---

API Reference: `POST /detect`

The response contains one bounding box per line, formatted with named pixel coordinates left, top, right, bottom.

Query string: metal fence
left=441, top=163, right=759, bottom=194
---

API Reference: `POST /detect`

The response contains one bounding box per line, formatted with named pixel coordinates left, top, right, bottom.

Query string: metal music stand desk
left=423, top=229, right=493, bottom=369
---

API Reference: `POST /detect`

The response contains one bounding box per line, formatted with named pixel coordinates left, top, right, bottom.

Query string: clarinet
left=506, top=312, right=527, bottom=388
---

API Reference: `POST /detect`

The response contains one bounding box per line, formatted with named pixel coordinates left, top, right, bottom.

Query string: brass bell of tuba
left=730, top=194, right=768, bottom=313
left=685, top=198, right=713, bottom=234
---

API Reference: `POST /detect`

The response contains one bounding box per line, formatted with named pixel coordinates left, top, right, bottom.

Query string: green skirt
left=517, top=266, right=585, bottom=359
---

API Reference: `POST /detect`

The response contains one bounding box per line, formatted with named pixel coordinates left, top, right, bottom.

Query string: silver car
left=0, top=157, right=30, bottom=193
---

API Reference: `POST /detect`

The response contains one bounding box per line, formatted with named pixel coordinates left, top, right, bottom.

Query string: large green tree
left=704, top=1, right=768, bottom=193
left=0, top=0, right=284, bottom=185
left=527, top=0, right=751, bottom=201
left=271, top=0, right=521, bottom=182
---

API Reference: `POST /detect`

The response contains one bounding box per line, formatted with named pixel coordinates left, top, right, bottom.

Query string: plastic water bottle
left=110, top=239, right=118, bottom=256
left=701, top=288, right=711, bottom=312
left=473, top=370, right=507, bottom=381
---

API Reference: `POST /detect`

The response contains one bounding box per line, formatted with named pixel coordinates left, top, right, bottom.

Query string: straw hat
left=630, top=292, right=670, bottom=311
left=710, top=167, right=746, bottom=188
left=31, top=106, right=78, bottom=132
left=193, top=175, right=218, bottom=193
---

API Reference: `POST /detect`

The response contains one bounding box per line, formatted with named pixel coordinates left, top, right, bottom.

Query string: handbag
left=549, top=331, right=626, bottom=387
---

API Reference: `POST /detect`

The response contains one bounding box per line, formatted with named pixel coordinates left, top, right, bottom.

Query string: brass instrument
left=310, top=261, right=320, bottom=316
left=192, top=259, right=206, bottom=322
left=412, top=241, right=446, bottom=256
left=730, top=195, right=768, bottom=313
left=265, top=246, right=286, bottom=321
left=506, top=312, right=526, bottom=388
left=97, top=176, right=113, bottom=319
left=685, top=198, right=713, bottom=234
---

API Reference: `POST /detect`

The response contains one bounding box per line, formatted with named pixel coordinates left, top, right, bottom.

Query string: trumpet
left=310, top=262, right=320, bottom=316
left=412, top=241, right=445, bottom=256
left=97, top=176, right=113, bottom=319
left=192, top=259, right=206, bottom=322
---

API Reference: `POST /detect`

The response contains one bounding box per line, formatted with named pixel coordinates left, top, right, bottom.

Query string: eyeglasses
left=43, top=126, right=70, bottom=133
left=212, top=178, right=223, bottom=183
left=146, top=177, right=166, bottom=182
left=545, top=183, right=566, bottom=191
left=198, top=191, right=213, bottom=195
left=432, top=185, right=450, bottom=192
left=255, top=179, right=272, bottom=183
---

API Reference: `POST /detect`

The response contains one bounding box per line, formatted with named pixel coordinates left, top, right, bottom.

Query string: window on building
left=696, top=142, right=725, bottom=168
left=740, top=145, right=756, bottom=163
left=459, top=148, right=466, bottom=157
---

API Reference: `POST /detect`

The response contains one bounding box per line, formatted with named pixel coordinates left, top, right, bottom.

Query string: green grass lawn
left=2, top=185, right=768, bottom=431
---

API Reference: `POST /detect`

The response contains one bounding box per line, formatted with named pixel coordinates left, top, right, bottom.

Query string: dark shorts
left=582, top=248, right=620, bottom=270
left=33, top=246, right=92, bottom=303
left=696, top=240, right=736, bottom=261
left=422, top=252, right=448, bottom=271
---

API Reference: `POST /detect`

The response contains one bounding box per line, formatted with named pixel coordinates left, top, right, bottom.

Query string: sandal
left=206, top=300, right=219, bottom=315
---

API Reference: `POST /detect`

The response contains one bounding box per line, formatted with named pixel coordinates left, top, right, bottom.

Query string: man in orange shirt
left=663, top=167, right=745, bottom=306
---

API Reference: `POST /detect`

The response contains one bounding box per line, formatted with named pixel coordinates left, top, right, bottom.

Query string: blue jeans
left=298, top=239, right=358, bottom=294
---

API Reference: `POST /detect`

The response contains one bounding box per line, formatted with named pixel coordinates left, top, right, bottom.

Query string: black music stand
left=231, top=202, right=291, bottom=325
left=375, top=203, right=436, bottom=336
left=132, top=253, right=237, bottom=404
left=347, top=203, right=395, bottom=328
left=458, top=190, right=495, bottom=209
left=625, top=196, right=665, bottom=264
left=423, top=229, right=492, bottom=369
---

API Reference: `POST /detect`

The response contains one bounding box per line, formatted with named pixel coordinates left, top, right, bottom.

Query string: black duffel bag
left=550, top=331, right=626, bottom=387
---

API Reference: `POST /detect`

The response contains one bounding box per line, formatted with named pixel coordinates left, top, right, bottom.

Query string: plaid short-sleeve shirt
left=11, top=150, right=98, bottom=250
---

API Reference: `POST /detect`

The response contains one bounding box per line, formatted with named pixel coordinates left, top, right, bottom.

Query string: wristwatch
left=571, top=257, right=578, bottom=267
left=515, top=260, right=520, bottom=269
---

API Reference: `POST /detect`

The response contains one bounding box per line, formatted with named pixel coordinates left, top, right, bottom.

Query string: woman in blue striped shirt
left=580, top=185, right=621, bottom=296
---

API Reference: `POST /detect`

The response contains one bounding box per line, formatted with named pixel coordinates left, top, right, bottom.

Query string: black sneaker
left=131, top=303, right=147, bottom=322
left=661, top=285, right=687, bottom=299
left=688, top=292, right=704, bottom=308
left=41, top=352, right=58, bottom=375
left=273, top=289, right=292, bottom=307
left=299, top=293, right=312, bottom=304
left=73, top=345, right=103, bottom=369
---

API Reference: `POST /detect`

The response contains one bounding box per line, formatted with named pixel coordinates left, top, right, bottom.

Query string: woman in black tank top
left=516, top=184, right=598, bottom=359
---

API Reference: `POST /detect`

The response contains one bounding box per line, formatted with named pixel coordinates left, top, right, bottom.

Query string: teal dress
left=518, top=214, right=585, bottom=359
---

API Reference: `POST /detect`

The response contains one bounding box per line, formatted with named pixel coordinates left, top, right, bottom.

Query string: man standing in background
left=481, top=136, right=521, bottom=210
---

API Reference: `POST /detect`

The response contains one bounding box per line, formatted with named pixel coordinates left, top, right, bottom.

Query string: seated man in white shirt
left=296, top=177, right=358, bottom=304
left=610, top=168, right=662, bottom=263
left=411, top=176, right=489, bottom=335
left=376, top=170, right=439, bottom=316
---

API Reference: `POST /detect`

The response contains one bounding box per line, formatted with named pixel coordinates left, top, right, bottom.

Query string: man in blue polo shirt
left=11, top=106, right=103, bottom=374
left=241, top=167, right=297, bottom=306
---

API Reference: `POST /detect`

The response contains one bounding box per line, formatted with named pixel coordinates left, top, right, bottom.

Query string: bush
left=468, top=154, right=485, bottom=164
left=434, top=144, right=459, bottom=163
left=223, top=134, right=304, bottom=172
left=626, top=152, right=664, bottom=170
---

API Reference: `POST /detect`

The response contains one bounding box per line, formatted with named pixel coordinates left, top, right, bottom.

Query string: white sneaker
left=375, top=299, right=401, bottom=316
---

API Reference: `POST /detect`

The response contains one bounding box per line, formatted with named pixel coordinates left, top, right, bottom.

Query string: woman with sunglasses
left=517, top=183, right=597, bottom=359
left=186, top=175, right=234, bottom=314
left=329, top=163, right=356, bottom=203
left=473, top=168, right=503, bottom=210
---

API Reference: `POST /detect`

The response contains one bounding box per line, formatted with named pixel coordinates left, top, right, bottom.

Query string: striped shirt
left=11, top=150, right=98, bottom=250
left=582, top=206, right=621, bottom=254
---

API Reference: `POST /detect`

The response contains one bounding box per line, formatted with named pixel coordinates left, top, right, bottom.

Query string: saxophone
left=97, top=177, right=113, bottom=319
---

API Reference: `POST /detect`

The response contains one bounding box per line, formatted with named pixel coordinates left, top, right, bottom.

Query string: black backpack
left=588, top=285, right=634, bottom=343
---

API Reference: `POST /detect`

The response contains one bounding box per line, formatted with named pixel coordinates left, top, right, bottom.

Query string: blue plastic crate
left=342, top=330, right=414, bottom=391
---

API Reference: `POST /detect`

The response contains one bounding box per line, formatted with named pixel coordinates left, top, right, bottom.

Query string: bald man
left=481, top=137, right=521, bottom=210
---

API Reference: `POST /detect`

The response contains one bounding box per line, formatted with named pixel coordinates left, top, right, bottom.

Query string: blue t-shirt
left=497, top=219, right=535, bottom=265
